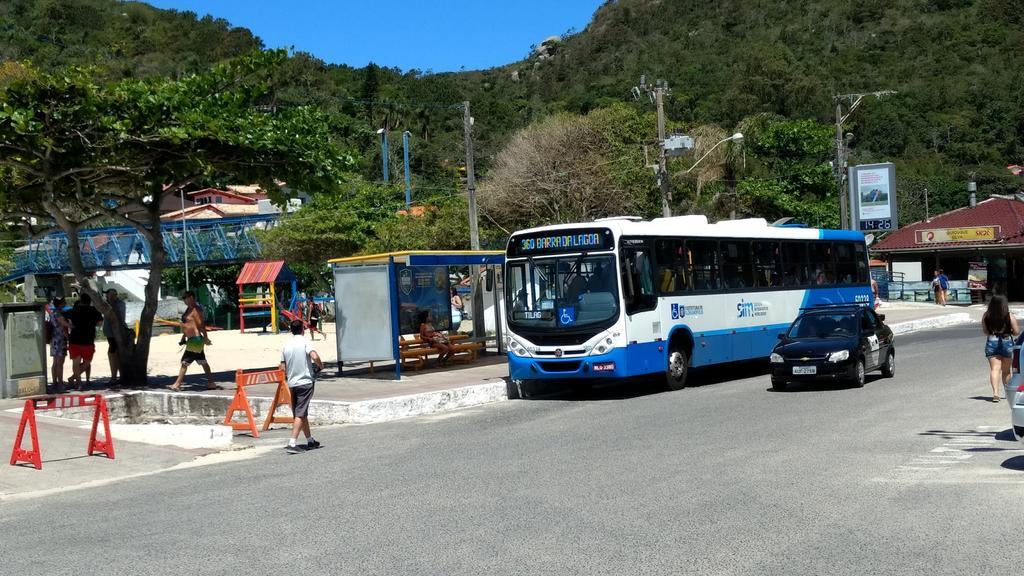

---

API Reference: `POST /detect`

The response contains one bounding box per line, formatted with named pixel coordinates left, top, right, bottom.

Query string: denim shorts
left=985, top=335, right=1014, bottom=359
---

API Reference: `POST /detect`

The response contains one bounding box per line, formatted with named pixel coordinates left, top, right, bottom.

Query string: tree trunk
left=124, top=201, right=168, bottom=387
left=45, top=198, right=165, bottom=388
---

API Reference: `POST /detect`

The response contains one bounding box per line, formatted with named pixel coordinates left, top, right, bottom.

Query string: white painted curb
left=346, top=380, right=508, bottom=424
left=888, top=313, right=973, bottom=335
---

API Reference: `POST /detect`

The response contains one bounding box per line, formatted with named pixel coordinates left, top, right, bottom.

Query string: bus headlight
left=770, top=353, right=785, bottom=364
left=509, top=340, right=530, bottom=357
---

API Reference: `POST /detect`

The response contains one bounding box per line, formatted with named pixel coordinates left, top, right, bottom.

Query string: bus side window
left=753, top=241, right=781, bottom=288
left=809, top=242, right=836, bottom=285
left=688, top=240, right=719, bottom=291
left=654, top=239, right=688, bottom=294
left=782, top=242, right=808, bottom=287
left=854, top=243, right=869, bottom=283
left=835, top=242, right=858, bottom=285
left=721, top=240, right=753, bottom=289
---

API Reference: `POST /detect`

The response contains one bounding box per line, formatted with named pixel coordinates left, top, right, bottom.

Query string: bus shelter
left=328, top=250, right=505, bottom=380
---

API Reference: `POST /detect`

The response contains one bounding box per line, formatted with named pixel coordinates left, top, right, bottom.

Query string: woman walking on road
left=982, top=295, right=1018, bottom=403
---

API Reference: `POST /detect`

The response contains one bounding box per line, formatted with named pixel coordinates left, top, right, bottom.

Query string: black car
left=770, top=305, right=895, bottom=391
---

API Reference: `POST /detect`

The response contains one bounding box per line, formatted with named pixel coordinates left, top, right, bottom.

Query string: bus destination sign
left=509, top=228, right=614, bottom=256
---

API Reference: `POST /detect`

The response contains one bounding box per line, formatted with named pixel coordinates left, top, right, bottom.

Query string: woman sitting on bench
left=418, top=310, right=454, bottom=366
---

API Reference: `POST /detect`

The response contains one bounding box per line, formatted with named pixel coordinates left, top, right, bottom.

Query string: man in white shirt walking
left=280, top=319, right=324, bottom=454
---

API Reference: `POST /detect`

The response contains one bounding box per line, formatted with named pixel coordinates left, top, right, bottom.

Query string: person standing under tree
left=169, top=291, right=220, bottom=391
left=47, top=297, right=71, bottom=394
left=280, top=319, right=323, bottom=454
left=68, top=293, right=103, bottom=391
left=103, top=289, right=127, bottom=388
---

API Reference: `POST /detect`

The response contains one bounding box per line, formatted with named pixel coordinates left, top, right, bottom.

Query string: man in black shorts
left=280, top=319, right=324, bottom=453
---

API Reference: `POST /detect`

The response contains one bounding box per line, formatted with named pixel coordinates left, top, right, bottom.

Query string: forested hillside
left=1, top=0, right=1022, bottom=243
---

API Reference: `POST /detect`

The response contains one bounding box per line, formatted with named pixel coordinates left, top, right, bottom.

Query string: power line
left=341, top=97, right=462, bottom=111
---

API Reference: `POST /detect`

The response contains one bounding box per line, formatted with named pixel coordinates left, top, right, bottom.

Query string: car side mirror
left=877, top=314, right=885, bottom=322
left=777, top=332, right=786, bottom=340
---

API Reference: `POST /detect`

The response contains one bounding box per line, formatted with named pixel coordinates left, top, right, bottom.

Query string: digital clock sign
left=508, top=228, right=614, bottom=256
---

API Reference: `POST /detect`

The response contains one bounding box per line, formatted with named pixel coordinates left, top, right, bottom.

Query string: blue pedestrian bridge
left=4, top=215, right=279, bottom=282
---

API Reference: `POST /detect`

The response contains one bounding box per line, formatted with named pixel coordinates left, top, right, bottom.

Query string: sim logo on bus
left=736, top=299, right=767, bottom=318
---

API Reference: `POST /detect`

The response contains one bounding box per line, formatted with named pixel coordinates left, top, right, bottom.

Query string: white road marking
left=875, top=424, right=1024, bottom=484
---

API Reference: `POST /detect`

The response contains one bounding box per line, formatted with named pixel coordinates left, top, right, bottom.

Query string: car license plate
left=793, top=366, right=817, bottom=375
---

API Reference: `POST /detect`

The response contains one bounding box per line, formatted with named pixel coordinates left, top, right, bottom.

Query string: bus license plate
left=793, top=366, right=816, bottom=375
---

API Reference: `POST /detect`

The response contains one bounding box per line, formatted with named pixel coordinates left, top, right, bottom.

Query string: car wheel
left=881, top=349, right=895, bottom=378
left=665, top=347, right=689, bottom=391
left=852, top=358, right=867, bottom=388
left=771, top=377, right=788, bottom=391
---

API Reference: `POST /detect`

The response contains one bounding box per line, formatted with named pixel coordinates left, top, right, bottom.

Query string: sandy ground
left=55, top=323, right=339, bottom=381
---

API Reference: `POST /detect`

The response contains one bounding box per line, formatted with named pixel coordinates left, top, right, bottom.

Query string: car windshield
left=788, top=312, right=858, bottom=339
left=506, top=254, right=619, bottom=330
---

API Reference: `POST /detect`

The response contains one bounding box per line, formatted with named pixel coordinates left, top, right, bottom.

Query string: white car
left=1007, top=336, right=1024, bottom=441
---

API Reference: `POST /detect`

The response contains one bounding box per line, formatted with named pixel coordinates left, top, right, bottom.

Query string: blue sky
left=144, top=1, right=605, bottom=72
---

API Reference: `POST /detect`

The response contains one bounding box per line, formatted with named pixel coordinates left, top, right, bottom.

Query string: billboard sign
left=914, top=226, right=999, bottom=245
left=849, top=162, right=897, bottom=233
left=395, top=264, right=452, bottom=335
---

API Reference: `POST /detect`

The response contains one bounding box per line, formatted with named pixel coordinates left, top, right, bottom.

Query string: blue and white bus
left=503, top=215, right=872, bottom=389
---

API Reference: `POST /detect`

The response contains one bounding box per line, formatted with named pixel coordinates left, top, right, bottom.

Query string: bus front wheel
left=665, top=347, right=689, bottom=391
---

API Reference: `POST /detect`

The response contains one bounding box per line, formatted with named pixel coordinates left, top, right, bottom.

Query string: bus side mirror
left=485, top=268, right=494, bottom=292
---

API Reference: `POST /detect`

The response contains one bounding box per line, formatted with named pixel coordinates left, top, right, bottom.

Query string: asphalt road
left=1, top=324, right=1020, bottom=575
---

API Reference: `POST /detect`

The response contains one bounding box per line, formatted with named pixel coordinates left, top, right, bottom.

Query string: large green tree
left=0, top=50, right=351, bottom=384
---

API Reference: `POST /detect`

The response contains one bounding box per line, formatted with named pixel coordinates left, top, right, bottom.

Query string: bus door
left=620, top=239, right=660, bottom=375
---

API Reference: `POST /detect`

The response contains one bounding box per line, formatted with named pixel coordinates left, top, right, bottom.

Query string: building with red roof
left=873, top=195, right=1024, bottom=298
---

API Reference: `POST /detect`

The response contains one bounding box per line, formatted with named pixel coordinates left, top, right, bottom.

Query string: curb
left=888, top=312, right=973, bottom=335
left=20, top=381, right=511, bottom=431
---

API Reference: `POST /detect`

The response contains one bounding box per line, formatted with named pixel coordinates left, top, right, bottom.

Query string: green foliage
left=261, top=179, right=505, bottom=264
left=0, top=49, right=351, bottom=383
left=3, top=0, right=1022, bottom=234
left=366, top=197, right=506, bottom=253
left=738, top=117, right=838, bottom=226
left=258, top=179, right=404, bottom=264
left=162, top=264, right=242, bottom=307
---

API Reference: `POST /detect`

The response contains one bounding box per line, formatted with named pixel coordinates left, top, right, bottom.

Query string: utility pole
left=462, top=101, right=480, bottom=250
left=635, top=76, right=672, bottom=217
left=834, top=90, right=896, bottom=229
left=462, top=101, right=485, bottom=345
left=402, top=131, right=412, bottom=208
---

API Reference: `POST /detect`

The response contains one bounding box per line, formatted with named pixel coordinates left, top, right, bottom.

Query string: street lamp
left=681, top=132, right=743, bottom=176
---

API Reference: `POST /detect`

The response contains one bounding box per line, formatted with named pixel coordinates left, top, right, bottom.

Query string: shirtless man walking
left=170, top=291, right=219, bottom=391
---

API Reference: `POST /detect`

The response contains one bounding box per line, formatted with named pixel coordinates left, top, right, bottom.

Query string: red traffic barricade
left=9, top=394, right=115, bottom=471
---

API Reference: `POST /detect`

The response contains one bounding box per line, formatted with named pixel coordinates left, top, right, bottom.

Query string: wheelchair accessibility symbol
left=558, top=307, right=576, bottom=326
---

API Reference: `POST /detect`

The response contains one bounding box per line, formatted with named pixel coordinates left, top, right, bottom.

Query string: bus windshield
left=506, top=254, right=619, bottom=330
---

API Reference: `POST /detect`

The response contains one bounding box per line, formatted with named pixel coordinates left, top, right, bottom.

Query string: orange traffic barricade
left=224, top=368, right=293, bottom=437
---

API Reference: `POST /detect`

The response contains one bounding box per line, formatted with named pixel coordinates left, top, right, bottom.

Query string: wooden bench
left=398, top=334, right=482, bottom=371
left=365, top=334, right=483, bottom=373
